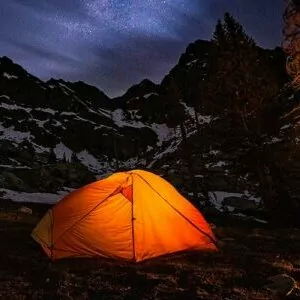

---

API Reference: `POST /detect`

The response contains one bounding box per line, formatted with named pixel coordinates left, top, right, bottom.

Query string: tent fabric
left=31, top=169, right=218, bottom=262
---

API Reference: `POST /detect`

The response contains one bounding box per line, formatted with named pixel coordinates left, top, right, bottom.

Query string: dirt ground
left=0, top=201, right=299, bottom=299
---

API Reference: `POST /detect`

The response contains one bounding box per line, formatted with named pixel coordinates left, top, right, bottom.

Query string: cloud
left=0, top=0, right=282, bottom=97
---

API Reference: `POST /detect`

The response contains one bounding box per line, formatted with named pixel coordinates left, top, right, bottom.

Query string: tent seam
left=130, top=173, right=136, bottom=261
left=131, top=172, right=219, bottom=249
left=51, top=182, right=128, bottom=248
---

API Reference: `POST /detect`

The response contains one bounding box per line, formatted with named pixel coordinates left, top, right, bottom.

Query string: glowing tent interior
left=31, top=169, right=218, bottom=262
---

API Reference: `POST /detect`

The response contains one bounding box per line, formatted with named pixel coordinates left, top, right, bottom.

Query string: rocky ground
left=0, top=200, right=299, bottom=300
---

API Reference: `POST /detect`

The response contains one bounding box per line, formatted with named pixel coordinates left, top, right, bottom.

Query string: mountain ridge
left=2, top=36, right=298, bottom=224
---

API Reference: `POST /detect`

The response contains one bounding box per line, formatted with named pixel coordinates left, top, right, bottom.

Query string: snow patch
left=75, top=115, right=96, bottom=125
left=0, top=102, right=32, bottom=113
left=51, top=120, right=64, bottom=128
left=186, top=59, right=198, bottom=66
left=151, top=123, right=173, bottom=146
left=77, top=150, right=102, bottom=171
left=194, top=174, right=204, bottom=178
left=112, top=109, right=145, bottom=128
left=144, top=92, right=158, bottom=99
left=205, top=161, right=227, bottom=168
left=35, top=107, right=56, bottom=115
left=280, top=124, right=291, bottom=130
left=112, top=109, right=174, bottom=146
left=54, top=142, right=73, bottom=162
left=265, top=137, right=282, bottom=144
left=32, top=142, right=50, bottom=154
left=98, top=107, right=111, bottom=118
left=32, top=118, right=47, bottom=128
left=0, top=123, right=33, bottom=143
left=0, top=164, right=30, bottom=169
left=231, top=212, right=268, bottom=224
left=209, top=150, right=221, bottom=155
left=3, top=72, right=18, bottom=80
left=60, top=111, right=76, bottom=116
left=0, top=95, right=10, bottom=100
left=0, top=188, right=75, bottom=204
left=181, top=101, right=212, bottom=124
left=208, top=191, right=261, bottom=211
left=94, top=124, right=114, bottom=130
left=59, top=82, right=75, bottom=93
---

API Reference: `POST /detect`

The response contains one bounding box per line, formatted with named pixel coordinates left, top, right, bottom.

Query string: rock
left=287, top=287, right=300, bottom=299
left=209, top=223, right=216, bottom=230
left=264, top=274, right=298, bottom=296
left=0, top=171, right=30, bottom=191
left=223, top=196, right=258, bottom=211
left=11, top=162, right=96, bottom=192
left=206, top=174, right=230, bottom=191
left=221, top=238, right=235, bottom=242
left=292, top=259, right=300, bottom=268
left=17, top=206, right=32, bottom=215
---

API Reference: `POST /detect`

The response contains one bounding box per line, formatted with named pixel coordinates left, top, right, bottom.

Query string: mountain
left=0, top=52, right=204, bottom=193
left=1, top=37, right=298, bottom=223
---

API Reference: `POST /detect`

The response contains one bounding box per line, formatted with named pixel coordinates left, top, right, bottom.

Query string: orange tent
left=31, top=169, right=218, bottom=262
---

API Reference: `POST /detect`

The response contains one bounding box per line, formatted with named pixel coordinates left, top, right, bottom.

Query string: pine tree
left=212, top=19, right=226, bottom=48
left=223, top=12, right=254, bottom=47
left=204, top=13, right=280, bottom=134
left=71, top=152, right=79, bottom=164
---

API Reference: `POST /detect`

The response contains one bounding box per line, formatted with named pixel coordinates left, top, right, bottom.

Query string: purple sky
left=0, top=0, right=283, bottom=97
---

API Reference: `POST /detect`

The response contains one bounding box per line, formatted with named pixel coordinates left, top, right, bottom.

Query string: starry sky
left=0, top=0, right=283, bottom=97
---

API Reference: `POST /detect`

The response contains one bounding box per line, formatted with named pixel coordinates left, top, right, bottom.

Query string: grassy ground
left=0, top=200, right=299, bottom=299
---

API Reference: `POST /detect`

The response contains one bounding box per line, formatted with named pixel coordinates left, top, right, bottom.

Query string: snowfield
left=208, top=190, right=261, bottom=211
left=0, top=187, right=268, bottom=223
left=0, top=187, right=75, bottom=205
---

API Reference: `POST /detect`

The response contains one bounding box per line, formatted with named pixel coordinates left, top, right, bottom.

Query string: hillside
left=0, top=40, right=216, bottom=192
left=1, top=35, right=300, bottom=224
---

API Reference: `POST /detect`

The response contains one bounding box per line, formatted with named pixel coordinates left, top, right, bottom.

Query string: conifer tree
left=213, top=19, right=227, bottom=48
left=71, top=152, right=79, bottom=164
left=204, top=13, right=280, bottom=134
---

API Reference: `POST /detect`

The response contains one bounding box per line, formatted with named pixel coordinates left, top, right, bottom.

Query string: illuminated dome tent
left=32, top=169, right=218, bottom=262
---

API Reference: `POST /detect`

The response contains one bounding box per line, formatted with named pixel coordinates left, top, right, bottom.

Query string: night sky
left=0, top=0, right=283, bottom=97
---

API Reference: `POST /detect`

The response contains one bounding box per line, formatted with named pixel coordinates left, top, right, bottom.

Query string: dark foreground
left=0, top=201, right=299, bottom=299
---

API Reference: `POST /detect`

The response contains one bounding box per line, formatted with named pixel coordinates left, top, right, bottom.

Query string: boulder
left=223, top=196, right=258, bottom=211
left=264, top=274, right=298, bottom=296
left=18, top=206, right=32, bottom=215
left=0, top=171, right=30, bottom=191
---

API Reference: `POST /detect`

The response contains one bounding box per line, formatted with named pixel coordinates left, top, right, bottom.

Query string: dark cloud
left=1, top=36, right=80, bottom=67
left=0, top=0, right=283, bottom=97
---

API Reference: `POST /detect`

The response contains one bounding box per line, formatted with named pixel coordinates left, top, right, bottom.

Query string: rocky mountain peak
left=1, top=34, right=299, bottom=225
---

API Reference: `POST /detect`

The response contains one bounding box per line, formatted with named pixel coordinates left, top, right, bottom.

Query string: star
left=0, top=0, right=283, bottom=97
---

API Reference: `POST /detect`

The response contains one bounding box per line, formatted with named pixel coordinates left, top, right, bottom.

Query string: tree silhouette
left=283, top=0, right=300, bottom=88
left=203, top=13, right=280, bottom=134
left=71, top=152, right=80, bottom=164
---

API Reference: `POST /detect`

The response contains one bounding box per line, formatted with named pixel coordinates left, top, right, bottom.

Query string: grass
left=0, top=200, right=299, bottom=299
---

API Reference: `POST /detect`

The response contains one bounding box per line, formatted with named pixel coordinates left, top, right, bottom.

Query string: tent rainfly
left=32, top=169, right=218, bottom=262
